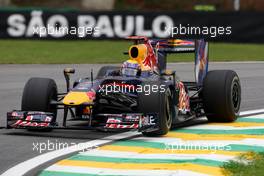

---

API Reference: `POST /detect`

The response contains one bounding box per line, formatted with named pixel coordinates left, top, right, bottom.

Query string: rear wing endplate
left=194, top=40, right=209, bottom=86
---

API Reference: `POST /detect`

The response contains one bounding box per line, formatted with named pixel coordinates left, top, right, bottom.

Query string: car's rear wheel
left=138, top=84, right=173, bottom=136
left=202, top=70, right=241, bottom=122
left=22, top=77, right=58, bottom=121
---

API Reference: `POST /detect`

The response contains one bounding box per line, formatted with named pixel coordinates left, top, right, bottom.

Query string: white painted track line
left=239, top=109, right=264, bottom=116
left=45, top=165, right=210, bottom=176
left=79, top=149, right=235, bottom=162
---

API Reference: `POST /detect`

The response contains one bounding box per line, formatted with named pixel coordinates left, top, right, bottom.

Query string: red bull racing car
left=7, top=36, right=241, bottom=136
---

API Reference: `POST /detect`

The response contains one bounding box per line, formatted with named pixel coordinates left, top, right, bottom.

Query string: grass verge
left=222, top=152, right=264, bottom=176
left=0, top=40, right=263, bottom=64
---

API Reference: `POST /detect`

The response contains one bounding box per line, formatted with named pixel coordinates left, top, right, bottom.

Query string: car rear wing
left=153, top=39, right=196, bottom=53
left=152, top=39, right=209, bottom=86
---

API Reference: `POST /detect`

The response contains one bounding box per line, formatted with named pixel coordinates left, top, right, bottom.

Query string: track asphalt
left=0, top=62, right=264, bottom=175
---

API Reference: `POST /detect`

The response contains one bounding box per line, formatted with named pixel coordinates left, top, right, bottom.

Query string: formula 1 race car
left=7, top=36, right=241, bottom=136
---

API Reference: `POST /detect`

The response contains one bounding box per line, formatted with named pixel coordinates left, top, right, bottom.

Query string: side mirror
left=64, top=68, right=75, bottom=75
left=63, top=68, right=75, bottom=92
left=161, top=69, right=176, bottom=86
left=161, top=69, right=175, bottom=76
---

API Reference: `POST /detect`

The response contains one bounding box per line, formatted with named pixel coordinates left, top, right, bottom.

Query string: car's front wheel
left=138, top=84, right=173, bottom=136
left=22, top=77, right=58, bottom=119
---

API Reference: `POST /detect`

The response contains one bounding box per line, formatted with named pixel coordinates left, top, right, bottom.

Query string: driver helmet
left=121, top=59, right=140, bottom=77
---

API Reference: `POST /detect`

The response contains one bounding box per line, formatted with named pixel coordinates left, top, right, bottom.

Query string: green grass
left=0, top=40, right=263, bottom=64
left=221, top=152, right=264, bottom=176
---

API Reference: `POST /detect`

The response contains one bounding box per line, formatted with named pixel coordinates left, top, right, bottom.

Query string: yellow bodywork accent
left=63, top=91, right=91, bottom=105
left=128, top=44, right=151, bottom=71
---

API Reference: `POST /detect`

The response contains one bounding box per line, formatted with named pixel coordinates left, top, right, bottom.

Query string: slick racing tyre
left=203, top=70, right=241, bottom=122
left=138, top=83, right=173, bottom=136
left=22, top=77, right=58, bottom=119
left=96, top=66, right=120, bottom=79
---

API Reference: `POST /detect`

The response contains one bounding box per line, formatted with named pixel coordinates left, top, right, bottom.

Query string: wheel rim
left=231, top=79, right=241, bottom=113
